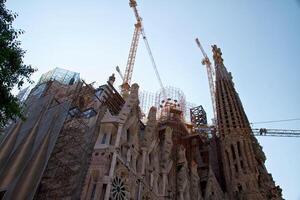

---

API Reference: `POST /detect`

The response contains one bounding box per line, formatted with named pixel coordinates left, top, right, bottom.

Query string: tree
left=0, top=0, right=36, bottom=128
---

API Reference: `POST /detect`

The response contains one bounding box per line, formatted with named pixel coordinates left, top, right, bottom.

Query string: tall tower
left=213, top=45, right=263, bottom=199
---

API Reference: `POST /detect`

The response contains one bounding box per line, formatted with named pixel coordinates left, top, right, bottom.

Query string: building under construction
left=0, top=0, right=285, bottom=200
left=0, top=46, right=283, bottom=199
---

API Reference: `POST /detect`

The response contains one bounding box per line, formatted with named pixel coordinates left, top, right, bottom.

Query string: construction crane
left=196, top=126, right=300, bottom=138
left=120, top=0, right=166, bottom=99
left=120, top=16, right=142, bottom=96
left=252, top=128, right=300, bottom=137
left=195, top=38, right=216, bottom=123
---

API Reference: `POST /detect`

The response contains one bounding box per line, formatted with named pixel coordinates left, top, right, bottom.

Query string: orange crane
left=120, top=16, right=142, bottom=95
left=120, top=0, right=166, bottom=99
left=195, top=38, right=217, bottom=123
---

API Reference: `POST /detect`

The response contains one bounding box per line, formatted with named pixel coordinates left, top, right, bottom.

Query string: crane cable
left=140, top=28, right=166, bottom=100
left=129, top=0, right=166, bottom=100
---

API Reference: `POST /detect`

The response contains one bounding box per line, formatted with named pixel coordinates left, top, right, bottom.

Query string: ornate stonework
left=0, top=54, right=282, bottom=200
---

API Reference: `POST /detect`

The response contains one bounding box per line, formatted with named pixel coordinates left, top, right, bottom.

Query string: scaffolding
left=139, top=86, right=196, bottom=122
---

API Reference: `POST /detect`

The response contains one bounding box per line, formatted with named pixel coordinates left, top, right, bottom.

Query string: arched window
left=90, top=183, right=97, bottom=200
left=237, top=141, right=242, bottom=156
left=127, top=129, right=130, bottom=142
left=231, top=144, right=236, bottom=160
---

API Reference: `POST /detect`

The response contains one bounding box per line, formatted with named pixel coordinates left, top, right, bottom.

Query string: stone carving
left=142, top=107, right=157, bottom=148
left=190, top=160, right=202, bottom=200
left=177, top=145, right=190, bottom=200
left=130, top=83, right=139, bottom=100
left=113, top=166, right=130, bottom=200
left=161, top=127, right=173, bottom=169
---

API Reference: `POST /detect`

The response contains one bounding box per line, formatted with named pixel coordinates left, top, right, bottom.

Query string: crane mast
left=121, top=21, right=141, bottom=96
left=120, top=0, right=166, bottom=99
left=195, top=38, right=217, bottom=123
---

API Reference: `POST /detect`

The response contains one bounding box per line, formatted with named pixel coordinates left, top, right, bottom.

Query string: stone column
left=243, top=140, right=253, bottom=171
left=240, top=141, right=250, bottom=171
left=227, top=146, right=236, bottom=178
left=234, top=143, right=242, bottom=173
left=162, top=173, right=168, bottom=196
left=245, top=141, right=255, bottom=171
left=104, top=123, right=123, bottom=200
left=126, top=148, right=131, bottom=166
left=131, top=151, right=137, bottom=172
left=141, top=148, right=147, bottom=175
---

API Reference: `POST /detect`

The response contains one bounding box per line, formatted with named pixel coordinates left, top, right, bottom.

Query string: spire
left=213, top=45, right=265, bottom=199
left=212, top=45, right=224, bottom=66
left=213, top=45, right=251, bottom=136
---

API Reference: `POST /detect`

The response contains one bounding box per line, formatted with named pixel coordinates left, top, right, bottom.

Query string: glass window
left=69, top=107, right=80, bottom=117
left=82, top=108, right=97, bottom=119
left=94, top=88, right=104, bottom=99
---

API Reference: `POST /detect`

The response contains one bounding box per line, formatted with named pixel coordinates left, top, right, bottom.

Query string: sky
left=6, top=0, right=300, bottom=199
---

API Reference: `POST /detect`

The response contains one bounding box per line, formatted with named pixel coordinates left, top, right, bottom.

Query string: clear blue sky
left=7, top=0, right=300, bottom=199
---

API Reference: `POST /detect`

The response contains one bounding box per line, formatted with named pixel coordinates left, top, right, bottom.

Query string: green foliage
left=0, top=0, right=36, bottom=128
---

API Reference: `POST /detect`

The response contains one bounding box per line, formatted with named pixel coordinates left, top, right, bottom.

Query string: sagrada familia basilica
left=0, top=46, right=282, bottom=199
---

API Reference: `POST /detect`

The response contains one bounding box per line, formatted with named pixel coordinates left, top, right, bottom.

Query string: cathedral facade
left=0, top=47, right=282, bottom=200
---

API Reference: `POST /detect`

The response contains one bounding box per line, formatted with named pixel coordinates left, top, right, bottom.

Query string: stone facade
left=80, top=46, right=282, bottom=200
left=0, top=44, right=283, bottom=200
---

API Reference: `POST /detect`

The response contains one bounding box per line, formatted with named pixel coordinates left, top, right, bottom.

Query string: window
left=101, top=133, right=107, bottom=144
left=109, top=134, right=113, bottom=145
left=139, top=130, right=144, bottom=140
left=238, top=184, right=243, bottom=192
left=100, top=184, right=107, bottom=200
left=82, top=108, right=97, bottom=119
left=231, top=144, right=236, bottom=160
left=90, top=183, right=97, bottom=200
left=95, top=88, right=104, bottom=99
left=127, top=129, right=130, bottom=142
left=0, top=190, right=6, bottom=200
left=69, top=107, right=80, bottom=117
left=226, top=151, right=231, bottom=176
left=240, top=160, right=244, bottom=169
left=237, top=141, right=242, bottom=156
left=234, top=164, right=238, bottom=173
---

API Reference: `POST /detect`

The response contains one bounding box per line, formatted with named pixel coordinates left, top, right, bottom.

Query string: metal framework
left=139, top=86, right=196, bottom=122
left=252, top=128, right=300, bottom=137
left=195, top=126, right=300, bottom=138
left=190, top=105, right=207, bottom=127
left=121, top=22, right=142, bottom=94
left=195, top=38, right=216, bottom=123
left=120, top=0, right=166, bottom=99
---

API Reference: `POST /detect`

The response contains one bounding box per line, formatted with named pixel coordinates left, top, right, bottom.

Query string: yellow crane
left=120, top=16, right=141, bottom=96
left=120, top=0, right=166, bottom=99
left=195, top=38, right=217, bottom=123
